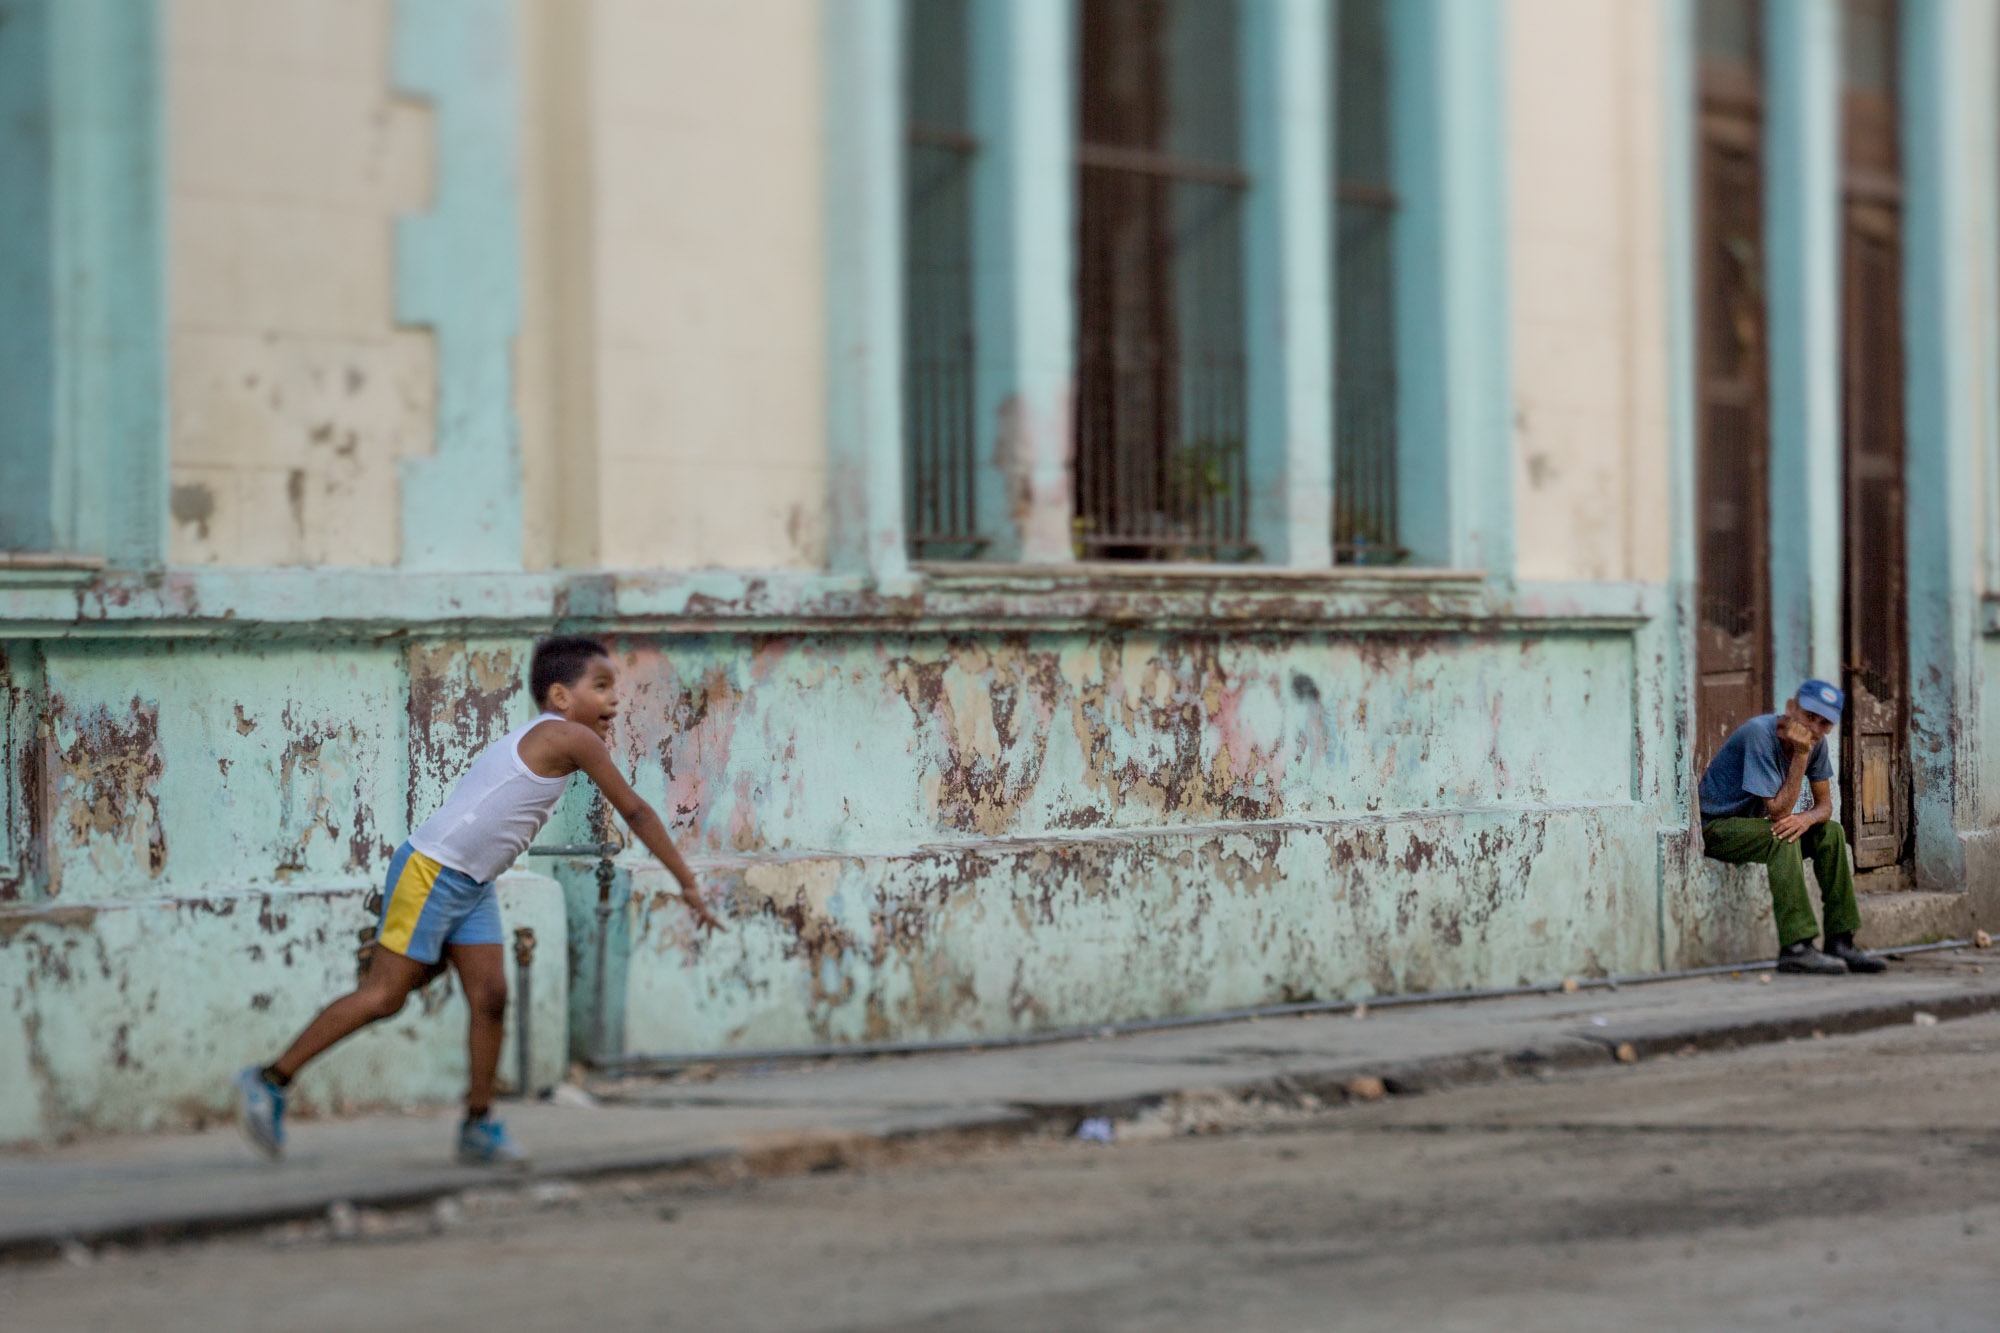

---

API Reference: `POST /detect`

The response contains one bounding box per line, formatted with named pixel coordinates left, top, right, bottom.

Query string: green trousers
left=1702, top=818, right=1861, bottom=949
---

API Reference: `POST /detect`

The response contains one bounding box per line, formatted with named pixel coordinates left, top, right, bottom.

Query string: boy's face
left=549, top=654, right=619, bottom=740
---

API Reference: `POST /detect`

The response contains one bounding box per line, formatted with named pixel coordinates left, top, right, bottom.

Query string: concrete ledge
left=1, top=568, right=1661, bottom=637
left=568, top=803, right=1668, bottom=1058
left=1674, top=855, right=1971, bottom=965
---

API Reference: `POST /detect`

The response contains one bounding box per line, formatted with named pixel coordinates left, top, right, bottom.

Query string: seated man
left=1698, top=680, right=1886, bottom=975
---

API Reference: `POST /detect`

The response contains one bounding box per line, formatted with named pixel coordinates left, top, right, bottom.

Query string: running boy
left=234, top=635, right=723, bottom=1164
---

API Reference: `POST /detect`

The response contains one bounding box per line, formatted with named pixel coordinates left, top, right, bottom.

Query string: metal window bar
left=904, top=0, right=984, bottom=556
left=1075, top=0, right=1254, bottom=562
left=1331, top=0, right=1405, bottom=565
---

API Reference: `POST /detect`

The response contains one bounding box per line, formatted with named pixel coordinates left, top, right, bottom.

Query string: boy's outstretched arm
left=557, top=724, right=725, bottom=934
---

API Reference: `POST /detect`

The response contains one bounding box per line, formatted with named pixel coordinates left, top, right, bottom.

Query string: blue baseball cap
left=1797, top=679, right=1844, bottom=724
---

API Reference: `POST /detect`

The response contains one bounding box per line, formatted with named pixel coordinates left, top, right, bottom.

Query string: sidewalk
left=4, top=946, right=1996, bottom=1260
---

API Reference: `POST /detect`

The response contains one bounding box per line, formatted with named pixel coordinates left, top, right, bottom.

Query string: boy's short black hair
left=530, top=635, right=611, bottom=706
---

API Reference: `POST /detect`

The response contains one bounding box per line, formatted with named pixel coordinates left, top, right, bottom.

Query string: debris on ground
left=1073, top=1117, right=1116, bottom=1144
left=543, top=1084, right=600, bottom=1110
left=1758, top=974, right=1773, bottom=985
left=1345, top=1076, right=1387, bottom=1102
left=1614, top=1043, right=1639, bottom=1064
left=326, top=1200, right=359, bottom=1241
left=1105, top=1085, right=1343, bottom=1142
left=1561, top=978, right=1580, bottom=995
left=530, top=1181, right=583, bottom=1210
left=1975, top=930, right=1992, bottom=949
left=1913, top=1011, right=1941, bottom=1027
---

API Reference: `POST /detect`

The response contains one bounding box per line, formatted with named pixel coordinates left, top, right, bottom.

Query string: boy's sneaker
left=234, top=1066, right=286, bottom=1160
left=1775, top=941, right=1846, bottom=976
left=457, top=1114, right=529, bottom=1167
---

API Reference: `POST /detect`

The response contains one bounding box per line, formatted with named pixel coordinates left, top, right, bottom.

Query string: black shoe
left=1775, top=942, right=1846, bottom=976
left=1825, top=935, right=1887, bottom=974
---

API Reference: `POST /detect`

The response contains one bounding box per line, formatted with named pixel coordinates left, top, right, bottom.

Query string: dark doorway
left=1838, top=0, right=1911, bottom=871
left=1693, top=0, right=1774, bottom=774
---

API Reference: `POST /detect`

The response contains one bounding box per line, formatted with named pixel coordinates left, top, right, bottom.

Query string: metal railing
left=1331, top=0, right=1405, bottom=565
left=1074, top=0, right=1253, bottom=563
left=904, top=0, right=985, bottom=556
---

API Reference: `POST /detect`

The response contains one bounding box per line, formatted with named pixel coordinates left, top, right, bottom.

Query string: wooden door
left=1840, top=202, right=1910, bottom=869
left=1694, top=16, right=1772, bottom=774
left=1839, top=0, right=1911, bottom=871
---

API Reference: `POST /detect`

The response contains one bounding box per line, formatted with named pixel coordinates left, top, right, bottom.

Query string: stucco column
left=1763, top=0, right=1843, bottom=699
left=395, top=0, right=525, bottom=572
left=1241, top=0, right=1335, bottom=568
left=1900, top=0, right=1991, bottom=889
left=969, top=0, right=1075, bottom=564
left=824, top=0, right=911, bottom=582
left=1391, top=0, right=1511, bottom=576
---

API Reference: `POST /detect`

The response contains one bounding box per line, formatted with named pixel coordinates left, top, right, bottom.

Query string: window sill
left=0, top=565, right=1656, bottom=637
left=0, top=553, right=104, bottom=590
left=915, top=560, right=1487, bottom=588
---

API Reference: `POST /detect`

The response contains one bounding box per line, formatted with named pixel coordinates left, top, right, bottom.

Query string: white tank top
left=407, top=714, right=573, bottom=882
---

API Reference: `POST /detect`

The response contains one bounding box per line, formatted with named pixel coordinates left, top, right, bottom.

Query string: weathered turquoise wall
left=0, top=634, right=568, bottom=1143
left=0, top=876, right=565, bottom=1142
left=4, top=559, right=1998, bottom=1142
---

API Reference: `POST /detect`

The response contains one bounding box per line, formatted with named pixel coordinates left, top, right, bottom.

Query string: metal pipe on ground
left=588, top=939, right=1982, bottom=1078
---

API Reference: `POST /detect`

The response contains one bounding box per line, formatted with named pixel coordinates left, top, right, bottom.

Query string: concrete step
left=1858, top=888, right=1974, bottom=947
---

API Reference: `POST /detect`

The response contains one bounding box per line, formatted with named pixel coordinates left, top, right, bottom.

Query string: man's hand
left=1776, top=716, right=1817, bottom=754
left=682, top=887, right=726, bottom=934
left=1770, top=811, right=1814, bottom=843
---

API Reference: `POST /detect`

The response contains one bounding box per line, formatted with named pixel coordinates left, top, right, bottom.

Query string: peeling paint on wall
left=600, top=804, right=1658, bottom=1054
left=53, top=696, right=166, bottom=886
left=406, top=640, right=528, bottom=828
left=577, top=628, right=1635, bottom=861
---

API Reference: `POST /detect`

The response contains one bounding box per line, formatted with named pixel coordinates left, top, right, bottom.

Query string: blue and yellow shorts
left=375, top=842, right=504, bottom=964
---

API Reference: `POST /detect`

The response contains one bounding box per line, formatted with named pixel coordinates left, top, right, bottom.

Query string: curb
left=6, top=980, right=1997, bottom=1265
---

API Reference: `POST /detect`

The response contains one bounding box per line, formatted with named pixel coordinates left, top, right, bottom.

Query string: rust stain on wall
left=406, top=642, right=521, bottom=827
left=1065, top=636, right=1281, bottom=826
left=55, top=696, right=167, bottom=875
left=886, top=638, right=1063, bottom=837
left=0, top=904, right=99, bottom=944
left=739, top=861, right=856, bottom=1007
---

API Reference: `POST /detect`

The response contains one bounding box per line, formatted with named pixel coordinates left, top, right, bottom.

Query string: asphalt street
left=6, top=1003, right=1999, bottom=1331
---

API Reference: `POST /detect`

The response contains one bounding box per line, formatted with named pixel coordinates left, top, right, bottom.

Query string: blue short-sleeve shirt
left=1698, top=713, right=1832, bottom=822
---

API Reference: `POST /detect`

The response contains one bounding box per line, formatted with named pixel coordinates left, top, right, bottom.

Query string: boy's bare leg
left=447, top=943, right=508, bottom=1115
left=267, top=947, right=431, bottom=1082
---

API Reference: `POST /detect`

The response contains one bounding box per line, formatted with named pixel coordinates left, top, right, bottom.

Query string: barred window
left=1332, top=0, right=1400, bottom=565
left=903, top=0, right=982, bottom=558
left=0, top=0, right=57, bottom=554
left=1074, top=0, right=1251, bottom=562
